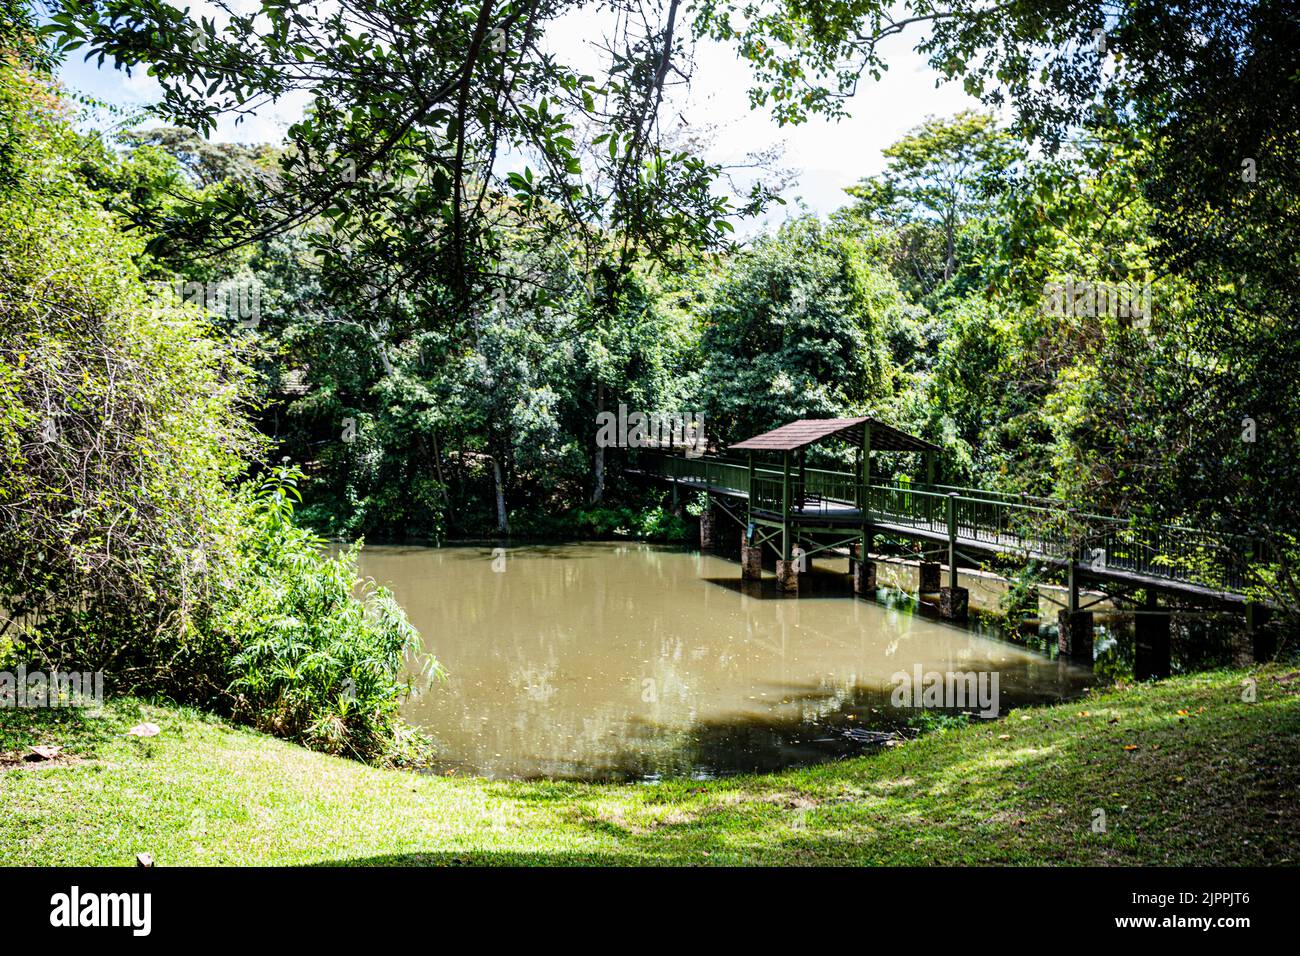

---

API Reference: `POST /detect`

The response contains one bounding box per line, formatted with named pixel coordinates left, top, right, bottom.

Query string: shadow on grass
left=0, top=702, right=133, bottom=754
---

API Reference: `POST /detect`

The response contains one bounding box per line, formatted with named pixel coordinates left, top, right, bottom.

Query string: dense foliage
left=0, top=54, right=258, bottom=693
left=4, top=0, right=1296, bottom=717
left=0, top=47, right=435, bottom=761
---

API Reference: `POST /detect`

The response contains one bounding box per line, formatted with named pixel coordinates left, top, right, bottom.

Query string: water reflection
left=356, top=543, right=1094, bottom=781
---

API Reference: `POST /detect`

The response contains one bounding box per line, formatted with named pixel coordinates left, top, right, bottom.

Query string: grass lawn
left=2, top=666, right=1298, bottom=866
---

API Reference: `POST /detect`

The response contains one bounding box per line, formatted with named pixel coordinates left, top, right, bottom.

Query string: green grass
left=2, top=667, right=1298, bottom=866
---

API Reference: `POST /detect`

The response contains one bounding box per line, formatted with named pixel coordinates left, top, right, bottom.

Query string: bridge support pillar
left=1135, top=591, right=1169, bottom=680
left=776, top=560, right=799, bottom=593
left=919, top=561, right=942, bottom=593
left=1134, top=611, right=1171, bottom=681
left=854, top=558, right=877, bottom=595
left=1058, top=610, right=1094, bottom=665
left=1247, top=603, right=1275, bottom=663
left=740, top=533, right=762, bottom=580
left=849, top=541, right=867, bottom=576
left=699, top=502, right=718, bottom=551
left=939, top=586, right=968, bottom=621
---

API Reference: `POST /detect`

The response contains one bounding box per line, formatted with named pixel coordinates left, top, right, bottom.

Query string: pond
left=357, top=542, right=1095, bottom=781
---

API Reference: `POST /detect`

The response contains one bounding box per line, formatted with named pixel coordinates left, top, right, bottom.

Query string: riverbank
left=2, top=666, right=1297, bottom=865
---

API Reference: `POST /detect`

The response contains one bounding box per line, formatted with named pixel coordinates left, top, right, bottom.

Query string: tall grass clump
left=220, top=467, right=442, bottom=764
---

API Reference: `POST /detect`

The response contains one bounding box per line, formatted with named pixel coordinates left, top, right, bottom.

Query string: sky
left=55, top=4, right=984, bottom=227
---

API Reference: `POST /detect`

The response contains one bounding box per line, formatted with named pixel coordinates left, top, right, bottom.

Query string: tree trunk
left=491, top=455, right=509, bottom=534
left=430, top=429, right=452, bottom=515
left=591, top=381, right=606, bottom=505
left=943, top=212, right=956, bottom=282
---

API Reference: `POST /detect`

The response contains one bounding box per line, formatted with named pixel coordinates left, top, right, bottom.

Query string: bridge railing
left=798, top=468, right=860, bottom=512
left=750, top=475, right=784, bottom=513
left=867, top=482, right=947, bottom=536
left=1087, top=519, right=1258, bottom=592
left=874, top=476, right=1069, bottom=512
left=639, top=453, right=751, bottom=491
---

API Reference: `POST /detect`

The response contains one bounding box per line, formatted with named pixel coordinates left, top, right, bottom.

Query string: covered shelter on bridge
left=729, top=415, right=940, bottom=491
left=721, top=417, right=948, bottom=603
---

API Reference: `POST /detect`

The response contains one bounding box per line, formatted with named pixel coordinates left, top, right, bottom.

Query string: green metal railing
left=635, top=452, right=1259, bottom=593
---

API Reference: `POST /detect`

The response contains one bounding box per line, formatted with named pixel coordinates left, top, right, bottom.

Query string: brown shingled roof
left=728, top=417, right=939, bottom=453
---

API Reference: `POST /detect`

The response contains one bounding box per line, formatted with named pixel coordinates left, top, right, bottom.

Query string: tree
left=0, top=54, right=261, bottom=689
left=842, top=111, right=1017, bottom=296
left=694, top=217, right=901, bottom=450
left=47, top=0, right=769, bottom=321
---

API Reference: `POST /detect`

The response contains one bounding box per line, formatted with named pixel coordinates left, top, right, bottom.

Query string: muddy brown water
left=356, top=542, right=1095, bottom=781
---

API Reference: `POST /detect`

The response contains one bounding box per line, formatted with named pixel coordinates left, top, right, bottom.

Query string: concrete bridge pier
left=776, top=559, right=799, bottom=592
left=850, top=532, right=875, bottom=595
left=919, top=561, right=942, bottom=593
left=740, top=530, right=762, bottom=580
left=938, top=506, right=968, bottom=620
left=699, top=501, right=719, bottom=551
left=854, top=557, right=877, bottom=594
left=1135, top=592, right=1171, bottom=680
left=1058, top=610, right=1095, bottom=664
left=939, top=586, right=969, bottom=621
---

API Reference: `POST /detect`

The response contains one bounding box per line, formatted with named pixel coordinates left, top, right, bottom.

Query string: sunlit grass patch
left=1, top=666, right=1296, bottom=866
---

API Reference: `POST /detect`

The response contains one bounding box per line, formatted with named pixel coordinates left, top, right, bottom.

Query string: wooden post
left=862, top=422, right=872, bottom=494
left=797, top=449, right=806, bottom=512
left=924, top=451, right=936, bottom=525
left=746, top=451, right=754, bottom=521
left=1067, top=540, right=1080, bottom=614
left=1246, top=602, right=1275, bottom=663
left=1057, top=533, right=1093, bottom=663
left=946, top=493, right=959, bottom=590
left=854, top=448, right=863, bottom=509
left=777, top=450, right=797, bottom=591
left=781, top=451, right=791, bottom=559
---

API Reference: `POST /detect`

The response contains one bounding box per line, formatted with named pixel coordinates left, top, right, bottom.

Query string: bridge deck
left=632, top=462, right=1257, bottom=606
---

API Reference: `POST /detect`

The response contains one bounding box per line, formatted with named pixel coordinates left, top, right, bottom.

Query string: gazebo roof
left=728, top=417, right=939, bottom=454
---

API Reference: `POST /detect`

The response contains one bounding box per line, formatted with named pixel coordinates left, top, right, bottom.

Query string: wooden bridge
left=630, top=417, right=1272, bottom=676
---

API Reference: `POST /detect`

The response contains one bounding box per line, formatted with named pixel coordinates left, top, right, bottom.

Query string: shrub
left=219, top=467, right=441, bottom=764
left=0, top=57, right=260, bottom=698
left=512, top=500, right=693, bottom=542
left=0, top=62, right=439, bottom=764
